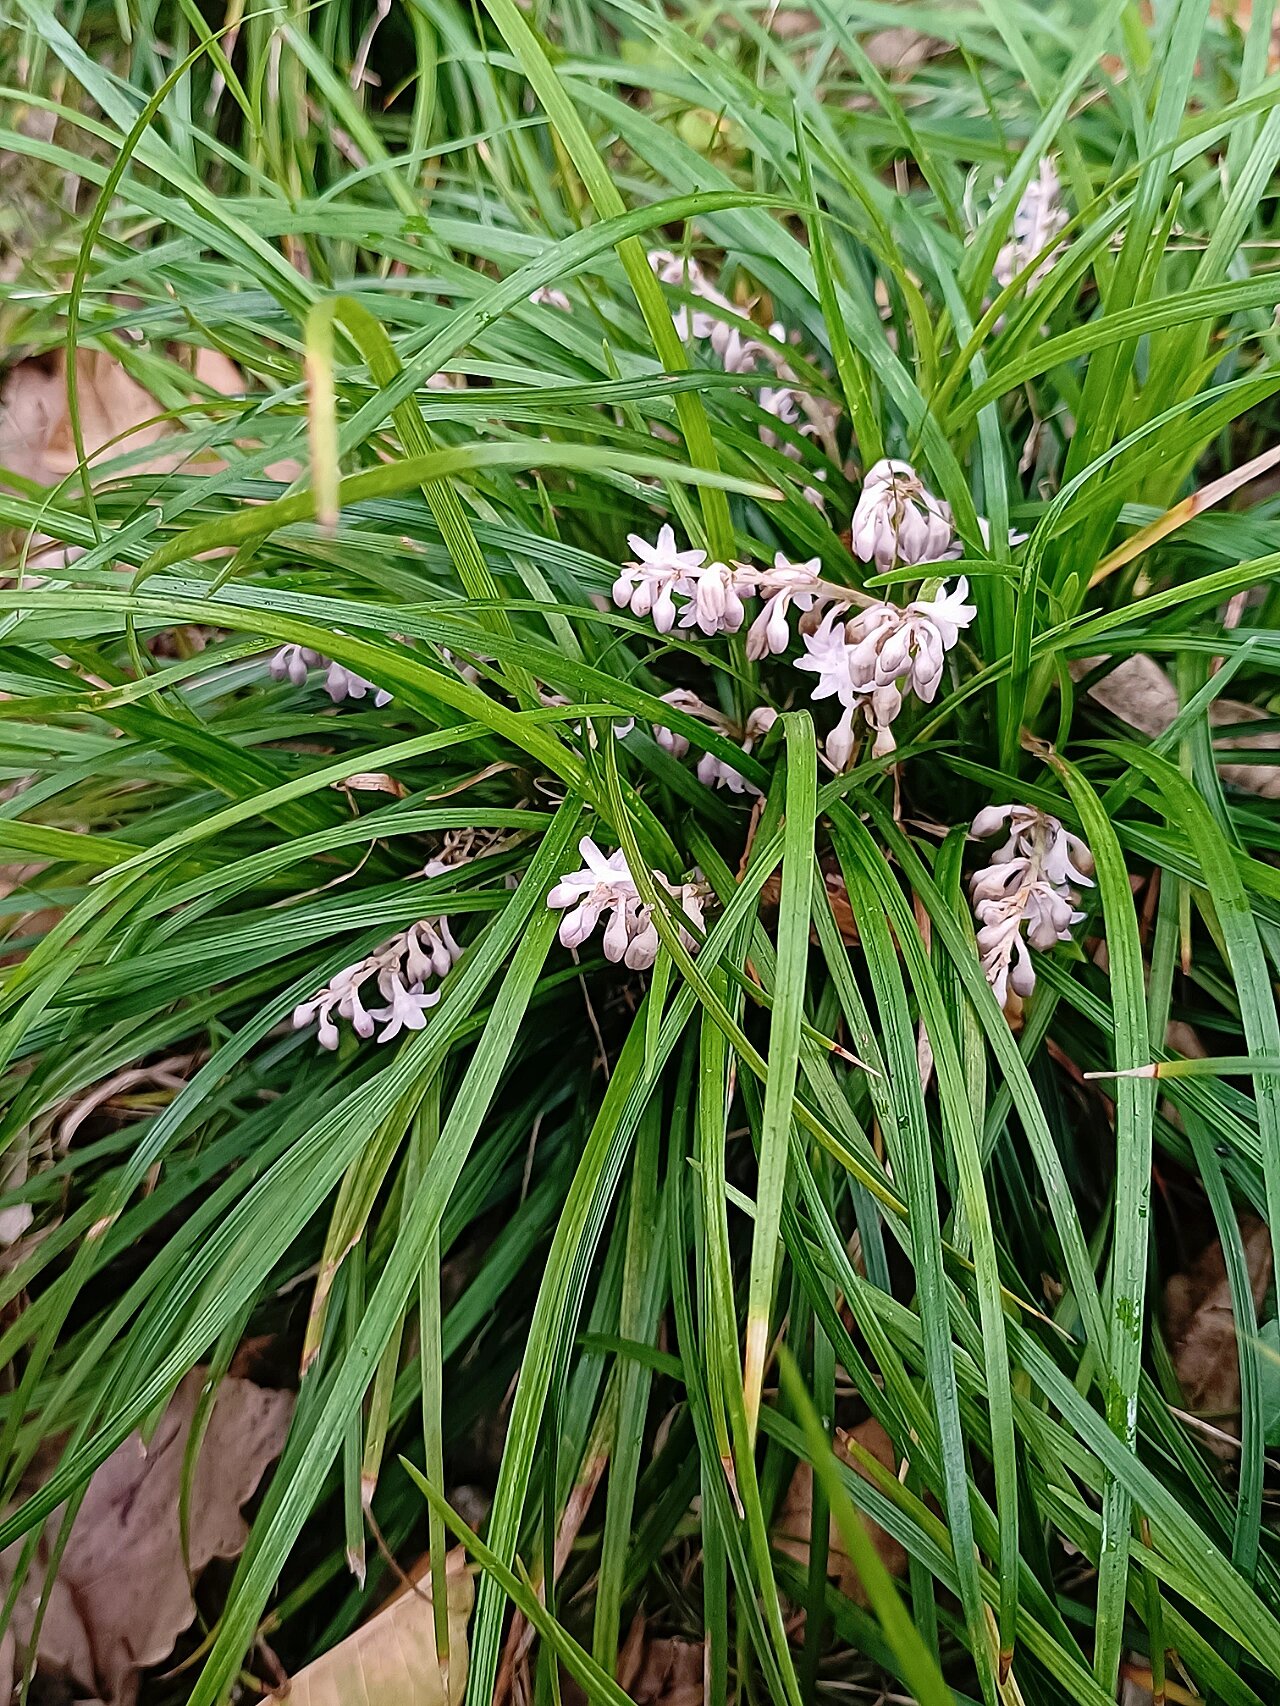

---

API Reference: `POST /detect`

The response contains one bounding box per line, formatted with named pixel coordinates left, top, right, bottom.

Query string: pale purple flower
left=367, top=974, right=440, bottom=1041
left=718, top=328, right=763, bottom=375
left=975, top=516, right=1029, bottom=553
left=648, top=249, right=733, bottom=343
left=746, top=553, right=829, bottom=659
left=795, top=609, right=857, bottom=706
left=797, top=578, right=975, bottom=767
left=270, top=644, right=324, bottom=685
left=442, top=646, right=489, bottom=684
left=612, top=525, right=707, bottom=634
left=970, top=803, right=1094, bottom=886
left=795, top=612, right=866, bottom=769
left=845, top=578, right=976, bottom=704
left=759, top=384, right=800, bottom=440
left=325, top=660, right=393, bottom=708
left=292, top=915, right=462, bottom=1050
left=546, top=835, right=705, bottom=969
left=652, top=693, right=775, bottom=794
left=851, top=459, right=955, bottom=570
left=802, top=471, right=830, bottom=514
left=817, top=687, right=901, bottom=767
left=747, top=324, right=841, bottom=461
left=653, top=688, right=711, bottom=760
left=648, top=249, right=702, bottom=290
left=538, top=688, right=634, bottom=746
left=994, top=157, right=1068, bottom=293
left=677, top=558, right=751, bottom=637
left=271, top=644, right=393, bottom=708
left=759, top=383, right=840, bottom=462
left=823, top=704, right=859, bottom=771
left=646, top=259, right=841, bottom=469
left=968, top=804, right=1092, bottom=1006
left=694, top=706, right=777, bottom=794
left=546, top=836, right=635, bottom=950
left=291, top=839, right=483, bottom=1050
left=404, top=917, right=462, bottom=981
left=859, top=686, right=905, bottom=759
left=614, top=526, right=757, bottom=639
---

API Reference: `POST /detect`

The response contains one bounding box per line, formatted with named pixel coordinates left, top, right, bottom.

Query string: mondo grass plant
left=3, top=0, right=1280, bottom=1702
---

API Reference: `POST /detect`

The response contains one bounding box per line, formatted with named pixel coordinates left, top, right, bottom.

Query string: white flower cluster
left=293, top=916, right=462, bottom=1049
left=615, top=461, right=979, bottom=770
left=648, top=249, right=738, bottom=352
left=796, top=578, right=976, bottom=763
left=291, top=829, right=512, bottom=1049
left=270, top=644, right=392, bottom=708
left=747, top=553, right=828, bottom=659
left=612, top=526, right=756, bottom=638
left=614, top=536, right=839, bottom=656
left=850, top=459, right=956, bottom=571
left=547, top=836, right=706, bottom=970
left=654, top=692, right=777, bottom=794
left=994, top=156, right=1068, bottom=294
left=754, top=323, right=841, bottom=471
left=968, top=804, right=1093, bottom=1005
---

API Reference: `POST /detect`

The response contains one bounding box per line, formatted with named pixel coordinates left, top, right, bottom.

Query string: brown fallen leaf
left=0, top=347, right=225, bottom=489
left=561, top=1617, right=701, bottom=1706
left=0, top=1366, right=292, bottom=1705
left=1119, top=1656, right=1205, bottom=1706
left=41, top=347, right=174, bottom=476
left=1074, top=654, right=1280, bottom=798
left=773, top=1416, right=908, bottom=1607
left=760, top=853, right=859, bottom=945
left=333, top=771, right=409, bottom=798
left=275, top=1550, right=473, bottom=1706
left=0, top=352, right=73, bottom=486
left=617, top=1619, right=702, bottom=1706
left=1164, top=1215, right=1272, bottom=1455
left=863, top=26, right=948, bottom=73
left=745, top=10, right=946, bottom=72
left=0, top=343, right=297, bottom=509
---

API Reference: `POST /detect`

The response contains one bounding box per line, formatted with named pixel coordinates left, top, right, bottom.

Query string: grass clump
left=2, top=1, right=1280, bottom=1703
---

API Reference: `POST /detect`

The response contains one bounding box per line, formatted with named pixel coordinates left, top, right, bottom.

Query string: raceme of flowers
left=850, top=459, right=955, bottom=571
left=292, top=828, right=506, bottom=1049
left=270, top=644, right=392, bottom=707
left=292, top=916, right=461, bottom=1049
left=654, top=693, right=777, bottom=794
left=796, top=581, right=978, bottom=762
left=967, top=804, right=1094, bottom=1006
left=613, top=461, right=978, bottom=770
left=646, top=249, right=839, bottom=494
left=993, top=156, right=1068, bottom=295
left=546, top=836, right=706, bottom=970
left=611, top=527, right=746, bottom=638
left=276, top=253, right=1083, bottom=1035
